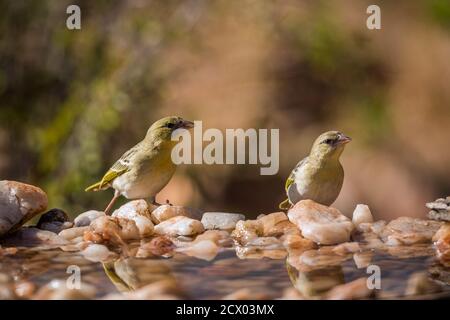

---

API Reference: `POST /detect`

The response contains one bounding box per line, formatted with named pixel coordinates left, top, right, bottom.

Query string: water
left=1, top=244, right=449, bottom=299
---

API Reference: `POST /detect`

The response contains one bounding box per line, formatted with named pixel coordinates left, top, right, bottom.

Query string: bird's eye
left=323, top=138, right=334, bottom=145
left=166, top=123, right=175, bottom=129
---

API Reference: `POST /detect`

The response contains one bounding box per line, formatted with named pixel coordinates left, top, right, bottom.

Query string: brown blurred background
left=0, top=0, right=449, bottom=220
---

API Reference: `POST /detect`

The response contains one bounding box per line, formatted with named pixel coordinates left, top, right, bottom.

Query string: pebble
left=151, top=205, right=202, bottom=224
left=201, top=212, right=245, bottom=230
left=154, top=216, right=204, bottom=236
left=59, top=226, right=89, bottom=241
left=0, top=180, right=48, bottom=236
left=112, top=200, right=154, bottom=237
left=74, top=210, right=105, bottom=227
left=231, top=220, right=263, bottom=245
left=288, top=200, right=354, bottom=245
left=379, top=217, right=443, bottom=246
left=352, top=204, right=374, bottom=228
left=433, top=223, right=450, bottom=265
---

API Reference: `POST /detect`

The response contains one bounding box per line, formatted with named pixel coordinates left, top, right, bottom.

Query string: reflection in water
left=103, top=258, right=176, bottom=293
left=0, top=244, right=449, bottom=299
left=287, top=262, right=345, bottom=298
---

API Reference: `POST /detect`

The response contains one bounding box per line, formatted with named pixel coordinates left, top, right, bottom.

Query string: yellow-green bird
left=279, top=131, right=351, bottom=210
left=85, top=116, right=194, bottom=215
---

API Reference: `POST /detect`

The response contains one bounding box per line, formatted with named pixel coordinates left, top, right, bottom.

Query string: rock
left=332, top=242, right=361, bottom=255
left=266, top=220, right=300, bottom=237
left=288, top=200, right=354, bottom=245
left=433, top=223, right=450, bottom=265
left=257, top=212, right=288, bottom=236
left=281, top=234, right=316, bottom=251
left=74, top=210, right=105, bottom=227
left=81, top=244, right=117, bottom=262
left=37, top=209, right=73, bottom=233
left=58, top=226, right=89, bottom=242
left=379, top=217, right=443, bottom=246
left=136, top=236, right=174, bottom=258
left=231, top=220, right=263, bottom=245
left=33, top=279, right=96, bottom=299
left=154, top=216, right=204, bottom=236
left=201, top=212, right=245, bottom=230
left=1, top=227, right=68, bottom=247
left=151, top=205, right=202, bottom=224
left=0, top=180, right=48, bottom=237
left=426, top=197, right=450, bottom=221
left=325, top=278, right=374, bottom=300
left=176, top=239, right=219, bottom=261
left=352, top=204, right=373, bottom=228
left=404, top=272, right=442, bottom=296
left=85, top=216, right=140, bottom=245
left=112, top=200, right=154, bottom=237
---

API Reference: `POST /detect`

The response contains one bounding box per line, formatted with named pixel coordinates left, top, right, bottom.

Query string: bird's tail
left=85, top=181, right=103, bottom=192
left=279, top=198, right=292, bottom=211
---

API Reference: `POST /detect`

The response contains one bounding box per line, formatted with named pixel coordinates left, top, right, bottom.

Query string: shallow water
left=1, top=244, right=449, bottom=299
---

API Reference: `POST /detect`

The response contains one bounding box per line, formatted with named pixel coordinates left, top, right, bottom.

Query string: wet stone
left=201, top=212, right=245, bottom=230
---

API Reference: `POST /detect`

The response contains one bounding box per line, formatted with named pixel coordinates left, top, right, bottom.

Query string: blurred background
left=0, top=0, right=449, bottom=220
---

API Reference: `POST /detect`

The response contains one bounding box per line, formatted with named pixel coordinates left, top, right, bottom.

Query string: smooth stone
left=0, top=180, right=48, bottom=236
left=352, top=204, right=374, bottom=228
left=433, top=223, right=450, bottom=265
left=379, top=217, right=443, bottom=246
left=154, top=216, right=204, bottom=236
left=59, top=226, right=90, bottom=241
left=257, top=212, right=289, bottom=236
left=74, top=210, right=105, bottom=227
left=151, top=205, right=202, bottom=224
left=288, top=200, right=354, bottom=245
left=112, top=200, right=154, bottom=237
left=201, top=212, right=245, bottom=230
left=231, top=220, right=263, bottom=245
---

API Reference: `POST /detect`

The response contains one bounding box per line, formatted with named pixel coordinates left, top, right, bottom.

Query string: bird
left=279, top=131, right=351, bottom=210
left=85, top=116, right=194, bottom=215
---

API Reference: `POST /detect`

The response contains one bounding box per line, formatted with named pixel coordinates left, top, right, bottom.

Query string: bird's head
left=146, top=116, right=194, bottom=141
left=310, top=131, right=351, bottom=162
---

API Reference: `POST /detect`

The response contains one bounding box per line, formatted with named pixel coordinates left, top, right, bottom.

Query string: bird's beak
left=178, top=120, right=195, bottom=129
left=337, top=134, right=352, bottom=145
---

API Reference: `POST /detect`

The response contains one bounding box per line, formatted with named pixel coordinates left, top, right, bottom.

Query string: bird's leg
left=104, top=190, right=120, bottom=215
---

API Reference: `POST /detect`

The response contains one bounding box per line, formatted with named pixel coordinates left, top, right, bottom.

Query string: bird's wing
left=285, top=157, right=307, bottom=192
left=97, top=142, right=143, bottom=188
